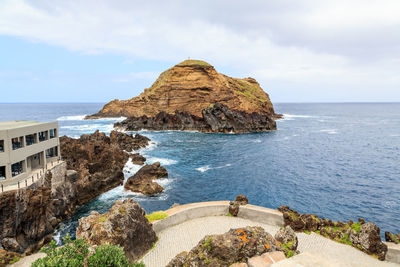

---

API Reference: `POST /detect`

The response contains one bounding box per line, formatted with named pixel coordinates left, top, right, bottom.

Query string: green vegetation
left=388, top=233, right=400, bottom=244
left=235, top=79, right=266, bottom=103
left=281, top=241, right=295, bottom=258
left=351, top=222, right=362, bottom=233
left=32, top=235, right=89, bottom=267
left=32, top=235, right=144, bottom=267
left=227, top=213, right=234, bottom=217
left=95, top=215, right=108, bottom=224
left=176, top=59, right=211, bottom=66
left=202, top=237, right=213, bottom=252
left=145, top=211, right=168, bottom=223
left=87, top=244, right=143, bottom=267
left=304, top=230, right=311, bottom=235
left=9, top=256, right=20, bottom=264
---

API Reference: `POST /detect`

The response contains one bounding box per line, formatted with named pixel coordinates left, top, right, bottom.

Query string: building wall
left=0, top=122, right=60, bottom=181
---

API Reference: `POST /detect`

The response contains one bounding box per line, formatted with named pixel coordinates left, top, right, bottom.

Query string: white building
left=0, top=121, right=60, bottom=183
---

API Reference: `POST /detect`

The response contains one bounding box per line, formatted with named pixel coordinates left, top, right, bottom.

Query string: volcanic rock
left=229, top=194, right=249, bottom=216
left=385, top=231, right=400, bottom=244
left=130, top=153, right=146, bottom=165
left=88, top=60, right=280, bottom=133
left=109, top=131, right=150, bottom=152
left=166, top=226, right=282, bottom=267
left=359, top=222, right=388, bottom=261
left=76, top=198, right=157, bottom=261
left=124, top=162, right=167, bottom=196
left=274, top=226, right=299, bottom=257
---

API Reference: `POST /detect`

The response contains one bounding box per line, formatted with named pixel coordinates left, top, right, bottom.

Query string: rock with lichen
left=76, top=198, right=156, bottom=261
left=166, top=226, right=282, bottom=266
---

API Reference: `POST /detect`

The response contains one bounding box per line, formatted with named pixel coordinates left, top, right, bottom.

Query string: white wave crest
left=281, top=114, right=314, bottom=121
left=61, top=124, right=114, bottom=133
left=57, top=115, right=87, bottom=121
left=146, top=156, right=177, bottom=166
left=196, top=165, right=211, bottom=172
left=196, top=163, right=232, bottom=172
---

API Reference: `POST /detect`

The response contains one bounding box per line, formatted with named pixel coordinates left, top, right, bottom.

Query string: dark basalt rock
left=76, top=199, right=157, bottom=261
left=229, top=195, right=249, bottom=216
left=115, top=103, right=277, bottom=133
left=109, top=131, right=150, bottom=152
left=385, top=231, right=400, bottom=244
left=130, top=153, right=147, bottom=165
left=124, top=162, right=167, bottom=196
left=166, top=226, right=282, bottom=267
left=277, top=205, right=388, bottom=260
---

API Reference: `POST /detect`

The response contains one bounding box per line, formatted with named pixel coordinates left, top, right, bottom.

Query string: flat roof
left=0, top=121, right=43, bottom=131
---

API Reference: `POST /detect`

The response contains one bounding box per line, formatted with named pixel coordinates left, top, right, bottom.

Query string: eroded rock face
left=130, top=153, right=146, bottom=165
left=124, top=162, right=167, bottom=196
left=115, top=103, right=277, bottom=133
left=76, top=199, right=157, bottom=261
left=0, top=165, right=75, bottom=255
left=277, top=206, right=388, bottom=260
left=166, top=226, right=282, bottom=267
left=88, top=60, right=276, bottom=119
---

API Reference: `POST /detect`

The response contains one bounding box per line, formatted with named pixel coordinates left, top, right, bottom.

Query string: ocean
left=0, top=103, right=399, bottom=242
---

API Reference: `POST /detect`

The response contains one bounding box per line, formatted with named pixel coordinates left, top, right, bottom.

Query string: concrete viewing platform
left=142, top=201, right=400, bottom=267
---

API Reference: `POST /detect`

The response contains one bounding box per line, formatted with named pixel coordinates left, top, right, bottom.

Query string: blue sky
left=0, top=1, right=399, bottom=103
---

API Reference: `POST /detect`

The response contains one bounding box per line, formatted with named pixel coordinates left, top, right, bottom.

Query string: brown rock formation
left=76, top=199, right=157, bottom=262
left=88, top=60, right=276, bottom=119
left=229, top=194, right=249, bottom=216
left=166, top=226, right=282, bottom=266
left=124, top=162, right=167, bottom=196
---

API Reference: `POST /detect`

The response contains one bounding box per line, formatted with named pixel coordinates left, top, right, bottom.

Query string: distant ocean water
left=0, top=103, right=399, bottom=242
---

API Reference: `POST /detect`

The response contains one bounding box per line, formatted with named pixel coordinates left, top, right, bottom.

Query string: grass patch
left=176, top=59, right=211, bottom=66
left=304, top=230, right=311, bottom=235
left=146, top=211, right=168, bottom=223
left=202, top=237, right=212, bottom=251
left=227, top=213, right=234, bottom=217
left=95, top=216, right=108, bottom=224
left=351, top=222, right=362, bottom=233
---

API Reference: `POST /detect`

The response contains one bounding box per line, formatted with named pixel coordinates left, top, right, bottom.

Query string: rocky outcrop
left=229, top=195, right=249, bottom=216
left=130, top=153, right=146, bottom=165
left=88, top=60, right=276, bottom=118
left=124, top=162, right=167, bottom=196
left=60, top=130, right=149, bottom=204
left=114, top=103, right=277, bottom=133
left=167, top=226, right=283, bottom=266
left=87, top=60, right=280, bottom=133
left=76, top=199, right=157, bottom=261
left=0, top=163, right=75, bottom=255
left=278, top=206, right=388, bottom=260
left=0, top=249, right=21, bottom=266
left=109, top=131, right=150, bottom=152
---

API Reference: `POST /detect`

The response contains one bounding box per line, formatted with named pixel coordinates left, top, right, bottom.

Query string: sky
left=0, top=0, right=399, bottom=103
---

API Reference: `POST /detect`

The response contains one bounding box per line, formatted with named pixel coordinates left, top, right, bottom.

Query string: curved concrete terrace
left=143, top=201, right=400, bottom=267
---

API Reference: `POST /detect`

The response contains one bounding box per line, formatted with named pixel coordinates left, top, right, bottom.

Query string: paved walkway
left=141, top=215, right=399, bottom=267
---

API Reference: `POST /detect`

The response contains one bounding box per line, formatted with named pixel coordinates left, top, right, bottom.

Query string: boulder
left=166, top=226, right=282, bottom=266
left=76, top=198, right=157, bottom=261
left=358, top=222, right=387, bottom=260
left=229, top=195, right=249, bottom=216
left=124, top=162, right=167, bottom=196
left=274, top=226, right=298, bottom=251
left=130, top=153, right=146, bottom=165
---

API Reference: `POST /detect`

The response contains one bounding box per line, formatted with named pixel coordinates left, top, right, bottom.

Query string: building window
left=46, top=146, right=58, bottom=158
left=25, top=133, right=37, bottom=146
left=0, top=166, right=5, bottom=180
left=11, top=161, right=24, bottom=177
left=39, top=131, right=48, bottom=142
left=0, top=140, right=4, bottom=152
left=49, top=128, right=57, bottom=139
left=12, top=136, right=24, bottom=150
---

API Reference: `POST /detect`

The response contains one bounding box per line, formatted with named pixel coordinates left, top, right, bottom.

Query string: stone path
left=141, top=215, right=399, bottom=267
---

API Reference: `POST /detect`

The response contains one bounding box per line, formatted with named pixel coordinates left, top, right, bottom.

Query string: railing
left=0, top=158, right=63, bottom=193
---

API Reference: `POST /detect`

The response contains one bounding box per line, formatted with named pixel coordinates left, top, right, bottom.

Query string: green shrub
left=32, top=234, right=89, bottom=267
left=87, top=245, right=130, bottom=267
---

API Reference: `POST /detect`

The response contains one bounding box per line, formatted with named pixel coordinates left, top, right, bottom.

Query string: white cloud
left=0, top=0, right=399, bottom=101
